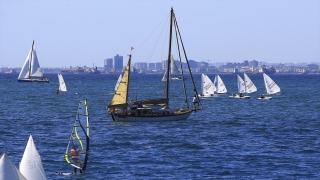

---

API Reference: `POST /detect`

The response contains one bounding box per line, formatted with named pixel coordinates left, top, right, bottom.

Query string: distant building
left=155, top=62, right=162, bottom=70
left=249, top=60, right=259, bottom=68
left=114, top=54, right=123, bottom=71
left=134, top=62, right=147, bottom=70
left=104, top=58, right=113, bottom=72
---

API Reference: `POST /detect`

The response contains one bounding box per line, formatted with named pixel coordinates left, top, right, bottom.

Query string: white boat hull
left=111, top=110, right=193, bottom=122
left=229, top=94, right=250, bottom=99
left=257, top=96, right=272, bottom=100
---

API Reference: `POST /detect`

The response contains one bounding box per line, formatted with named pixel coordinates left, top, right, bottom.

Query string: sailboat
left=17, top=41, right=49, bottom=82
left=198, top=73, right=215, bottom=98
left=64, top=99, right=90, bottom=174
left=162, top=56, right=182, bottom=81
left=19, top=135, right=47, bottom=180
left=0, top=152, right=26, bottom=180
left=58, top=73, right=67, bottom=92
left=107, top=8, right=201, bottom=122
left=230, top=73, right=257, bottom=98
left=258, top=73, right=281, bottom=100
left=213, top=74, right=227, bottom=94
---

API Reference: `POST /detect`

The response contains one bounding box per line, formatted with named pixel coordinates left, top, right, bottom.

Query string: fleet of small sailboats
left=17, top=41, right=49, bottom=82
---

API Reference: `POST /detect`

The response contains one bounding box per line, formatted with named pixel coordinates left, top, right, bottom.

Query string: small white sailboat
left=17, top=41, right=49, bottom=82
left=58, top=73, right=67, bottom=92
left=230, top=73, right=257, bottom=98
left=64, top=99, right=90, bottom=174
left=162, top=56, right=182, bottom=81
left=258, top=73, right=281, bottom=100
left=198, top=73, right=215, bottom=98
left=19, top=135, right=47, bottom=180
left=213, top=74, right=227, bottom=94
left=0, top=152, right=26, bottom=180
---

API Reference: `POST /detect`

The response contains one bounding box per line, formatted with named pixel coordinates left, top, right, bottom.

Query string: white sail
left=214, top=75, right=227, bottom=94
left=162, top=56, right=181, bottom=81
left=200, top=73, right=215, bottom=96
left=243, top=73, right=257, bottom=93
left=58, top=73, right=67, bottom=92
left=19, top=135, right=47, bottom=180
left=0, top=152, right=26, bottom=180
left=263, top=73, right=281, bottom=94
left=237, top=75, right=246, bottom=93
left=18, top=47, right=32, bottom=80
left=29, top=48, right=43, bottom=78
left=115, top=74, right=122, bottom=91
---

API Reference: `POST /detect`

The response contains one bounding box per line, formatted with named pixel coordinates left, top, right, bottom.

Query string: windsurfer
left=70, top=145, right=82, bottom=174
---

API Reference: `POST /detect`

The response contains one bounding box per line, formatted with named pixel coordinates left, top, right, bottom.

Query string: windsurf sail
left=64, top=99, right=90, bottom=173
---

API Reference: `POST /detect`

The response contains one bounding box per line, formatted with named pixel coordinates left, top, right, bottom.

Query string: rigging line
left=132, top=12, right=170, bottom=55
left=174, top=12, right=202, bottom=106
left=173, top=17, right=189, bottom=109
left=148, top=15, right=170, bottom=62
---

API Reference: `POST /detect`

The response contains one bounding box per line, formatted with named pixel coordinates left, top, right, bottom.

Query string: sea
left=0, top=73, right=319, bottom=179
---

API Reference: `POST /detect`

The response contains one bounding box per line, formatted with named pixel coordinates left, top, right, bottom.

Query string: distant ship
left=262, top=66, right=276, bottom=74
left=61, top=66, right=100, bottom=74
left=5, top=69, right=17, bottom=74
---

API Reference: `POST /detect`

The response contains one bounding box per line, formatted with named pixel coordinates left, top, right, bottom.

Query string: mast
left=81, top=99, right=89, bottom=172
left=126, top=54, right=132, bottom=105
left=28, top=40, right=34, bottom=79
left=165, top=8, right=174, bottom=106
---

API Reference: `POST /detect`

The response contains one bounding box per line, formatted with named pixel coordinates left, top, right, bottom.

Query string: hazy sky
left=0, top=0, right=319, bottom=68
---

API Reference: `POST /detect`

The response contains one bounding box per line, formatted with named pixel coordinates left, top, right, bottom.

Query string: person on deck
left=70, top=145, right=82, bottom=174
left=240, top=93, right=243, bottom=97
left=260, top=94, right=265, bottom=99
left=193, top=95, right=199, bottom=109
left=128, top=100, right=135, bottom=110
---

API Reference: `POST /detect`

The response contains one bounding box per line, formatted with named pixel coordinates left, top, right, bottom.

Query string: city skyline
left=0, top=0, right=319, bottom=68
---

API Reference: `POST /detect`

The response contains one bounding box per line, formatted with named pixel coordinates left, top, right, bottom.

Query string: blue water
left=1, top=73, right=319, bottom=179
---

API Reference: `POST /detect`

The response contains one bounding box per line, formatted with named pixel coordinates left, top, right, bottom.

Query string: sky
left=0, top=0, right=319, bottom=68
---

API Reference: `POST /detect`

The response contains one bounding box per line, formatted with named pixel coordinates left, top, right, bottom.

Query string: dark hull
left=18, top=78, right=49, bottom=82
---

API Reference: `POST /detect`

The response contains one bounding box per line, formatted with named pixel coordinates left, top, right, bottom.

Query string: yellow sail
left=107, top=55, right=131, bottom=112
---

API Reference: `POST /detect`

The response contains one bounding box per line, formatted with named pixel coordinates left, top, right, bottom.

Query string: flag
left=131, top=46, right=134, bottom=50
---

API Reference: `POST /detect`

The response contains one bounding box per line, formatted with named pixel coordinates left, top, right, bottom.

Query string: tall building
left=249, top=60, right=259, bottom=67
left=113, top=54, right=123, bottom=72
left=104, top=58, right=113, bottom=72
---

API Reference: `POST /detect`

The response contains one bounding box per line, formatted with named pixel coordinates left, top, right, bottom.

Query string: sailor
left=56, top=90, right=60, bottom=94
left=260, top=94, right=265, bottom=99
left=70, top=145, right=82, bottom=174
left=193, top=95, right=199, bottom=110
left=128, top=99, right=135, bottom=110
